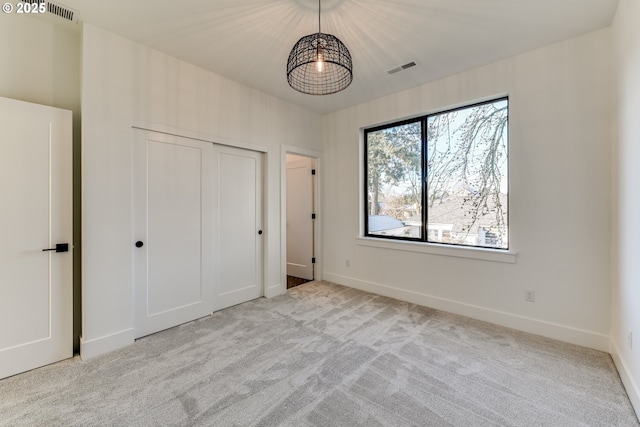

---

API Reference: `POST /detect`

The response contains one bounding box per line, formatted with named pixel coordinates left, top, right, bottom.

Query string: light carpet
left=1, top=281, right=638, bottom=426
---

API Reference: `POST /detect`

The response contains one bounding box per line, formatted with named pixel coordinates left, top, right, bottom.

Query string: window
left=365, top=98, right=508, bottom=250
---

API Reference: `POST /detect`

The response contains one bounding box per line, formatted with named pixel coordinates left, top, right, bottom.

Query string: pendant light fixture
left=286, top=0, right=353, bottom=95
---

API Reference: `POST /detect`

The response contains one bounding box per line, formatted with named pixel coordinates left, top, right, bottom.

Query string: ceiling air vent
left=21, top=0, right=78, bottom=23
left=387, top=61, right=417, bottom=75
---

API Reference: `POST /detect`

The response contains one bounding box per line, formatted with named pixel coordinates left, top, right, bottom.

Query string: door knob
left=42, top=243, right=69, bottom=253
left=258, top=230, right=263, bottom=235
left=135, top=241, right=144, bottom=248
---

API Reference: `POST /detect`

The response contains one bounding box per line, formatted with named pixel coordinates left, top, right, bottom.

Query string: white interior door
left=213, top=145, right=263, bottom=311
left=286, top=155, right=314, bottom=280
left=0, top=97, right=72, bottom=379
left=133, top=130, right=213, bottom=338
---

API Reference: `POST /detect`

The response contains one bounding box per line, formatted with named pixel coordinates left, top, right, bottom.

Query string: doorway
left=286, top=154, right=316, bottom=289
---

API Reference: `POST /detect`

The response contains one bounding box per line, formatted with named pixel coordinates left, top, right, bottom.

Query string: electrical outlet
left=524, top=290, right=535, bottom=302
left=628, top=330, right=633, bottom=350
left=345, top=259, right=350, bottom=267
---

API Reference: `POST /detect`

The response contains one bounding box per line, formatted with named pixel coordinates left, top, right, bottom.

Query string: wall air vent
left=387, top=61, right=417, bottom=75
left=20, top=0, right=78, bottom=23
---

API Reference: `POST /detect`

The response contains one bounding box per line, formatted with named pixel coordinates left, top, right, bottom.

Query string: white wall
left=81, top=24, right=322, bottom=358
left=322, top=29, right=613, bottom=351
left=0, top=15, right=79, bottom=111
left=611, top=0, right=640, bottom=413
left=0, top=14, right=82, bottom=351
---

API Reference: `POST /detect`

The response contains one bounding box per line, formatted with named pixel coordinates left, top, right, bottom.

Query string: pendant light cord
left=318, top=0, right=321, bottom=34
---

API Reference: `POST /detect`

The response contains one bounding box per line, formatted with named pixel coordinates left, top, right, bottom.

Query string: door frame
left=280, top=145, right=322, bottom=290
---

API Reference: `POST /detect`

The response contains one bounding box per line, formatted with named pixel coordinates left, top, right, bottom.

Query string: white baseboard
left=265, top=283, right=285, bottom=298
left=79, top=328, right=135, bottom=360
left=324, top=272, right=610, bottom=352
left=610, top=339, right=640, bottom=419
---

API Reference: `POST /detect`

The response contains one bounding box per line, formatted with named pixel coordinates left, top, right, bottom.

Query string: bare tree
left=427, top=101, right=508, bottom=236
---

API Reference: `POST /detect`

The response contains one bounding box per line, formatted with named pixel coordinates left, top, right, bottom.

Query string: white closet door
left=0, top=97, right=72, bottom=379
left=133, top=130, right=214, bottom=338
left=212, top=145, right=263, bottom=311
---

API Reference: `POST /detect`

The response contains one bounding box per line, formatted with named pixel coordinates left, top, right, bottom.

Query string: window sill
left=356, top=237, right=517, bottom=264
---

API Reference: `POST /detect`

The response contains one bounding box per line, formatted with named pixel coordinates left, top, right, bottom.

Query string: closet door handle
left=135, top=241, right=144, bottom=248
left=258, top=230, right=263, bottom=235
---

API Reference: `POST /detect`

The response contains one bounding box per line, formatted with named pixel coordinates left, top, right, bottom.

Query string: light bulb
left=316, top=48, right=324, bottom=73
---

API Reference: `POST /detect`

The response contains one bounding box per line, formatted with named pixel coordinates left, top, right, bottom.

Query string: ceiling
left=56, top=0, right=619, bottom=114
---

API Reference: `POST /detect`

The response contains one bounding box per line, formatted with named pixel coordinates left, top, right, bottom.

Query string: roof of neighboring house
left=427, top=193, right=508, bottom=234
left=369, top=193, right=507, bottom=237
left=403, top=193, right=507, bottom=235
left=368, top=215, right=406, bottom=233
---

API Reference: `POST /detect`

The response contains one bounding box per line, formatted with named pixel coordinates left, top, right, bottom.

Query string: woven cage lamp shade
left=287, top=33, right=353, bottom=95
